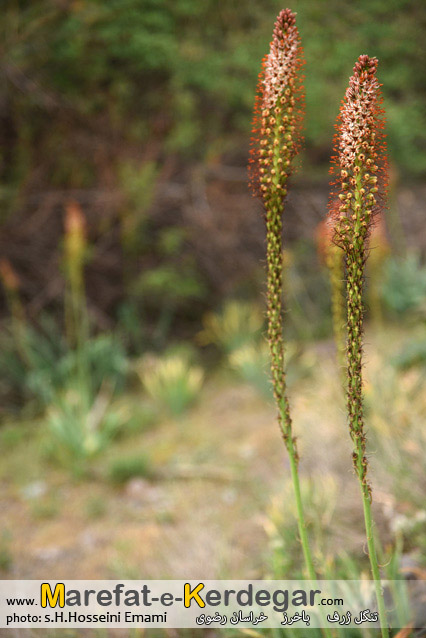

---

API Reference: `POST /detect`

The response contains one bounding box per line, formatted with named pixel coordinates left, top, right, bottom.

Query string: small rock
left=21, top=481, right=47, bottom=500
left=79, top=530, right=97, bottom=549
left=222, top=488, right=237, bottom=504
left=34, top=546, right=63, bottom=562
left=125, top=478, right=158, bottom=502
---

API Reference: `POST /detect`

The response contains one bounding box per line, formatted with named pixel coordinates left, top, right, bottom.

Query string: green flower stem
left=361, top=478, right=390, bottom=638
left=347, top=268, right=389, bottom=637
left=265, top=199, right=315, bottom=576
left=287, top=440, right=335, bottom=638
left=266, top=203, right=333, bottom=638
left=345, top=169, right=389, bottom=638
left=286, top=432, right=316, bottom=580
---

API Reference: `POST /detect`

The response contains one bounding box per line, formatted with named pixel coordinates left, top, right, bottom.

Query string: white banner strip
left=0, top=580, right=423, bottom=629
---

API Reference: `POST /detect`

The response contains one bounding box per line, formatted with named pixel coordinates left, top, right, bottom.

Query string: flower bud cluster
left=249, top=8, right=304, bottom=206
left=329, top=55, right=388, bottom=250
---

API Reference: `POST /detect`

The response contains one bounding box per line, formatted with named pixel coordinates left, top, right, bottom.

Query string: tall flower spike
left=328, top=55, right=389, bottom=638
left=248, top=8, right=330, bottom=613
left=329, top=54, right=388, bottom=493
left=249, top=8, right=305, bottom=451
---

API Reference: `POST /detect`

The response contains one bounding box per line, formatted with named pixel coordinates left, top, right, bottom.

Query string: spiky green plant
left=198, top=300, right=264, bottom=354
left=329, top=54, right=389, bottom=638
left=138, top=352, right=203, bottom=418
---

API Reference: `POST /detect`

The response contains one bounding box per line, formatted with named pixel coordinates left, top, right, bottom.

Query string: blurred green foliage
left=122, top=225, right=207, bottom=349
left=0, top=321, right=127, bottom=413
left=228, top=342, right=273, bottom=400
left=381, top=253, right=426, bottom=317
left=108, top=454, right=154, bottom=485
left=392, top=337, right=426, bottom=370
left=1, top=0, right=425, bottom=212
left=1, top=0, right=424, bottom=354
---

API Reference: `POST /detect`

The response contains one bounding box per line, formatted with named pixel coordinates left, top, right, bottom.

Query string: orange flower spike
left=328, top=55, right=389, bottom=480
left=329, top=55, right=388, bottom=249
left=248, top=15, right=337, bottom=619
left=328, top=56, right=390, bottom=638
left=248, top=8, right=305, bottom=453
left=249, top=8, right=305, bottom=203
left=0, top=259, right=20, bottom=292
